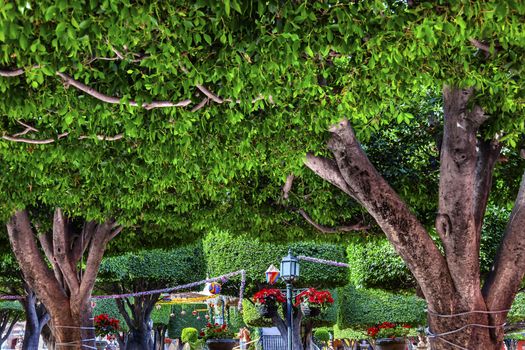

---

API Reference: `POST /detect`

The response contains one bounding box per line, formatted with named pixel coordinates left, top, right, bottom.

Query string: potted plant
left=366, top=322, right=411, bottom=350
left=200, top=323, right=238, bottom=350
left=253, top=288, right=286, bottom=318
left=94, top=313, right=120, bottom=350
left=294, top=288, right=334, bottom=317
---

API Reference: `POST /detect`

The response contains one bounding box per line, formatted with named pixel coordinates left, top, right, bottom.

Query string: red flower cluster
left=294, top=288, right=334, bottom=307
left=200, top=323, right=234, bottom=340
left=366, top=322, right=411, bottom=339
left=94, top=313, right=120, bottom=337
left=253, top=288, right=286, bottom=304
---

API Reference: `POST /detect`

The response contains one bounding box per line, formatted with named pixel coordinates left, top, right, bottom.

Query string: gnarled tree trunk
left=6, top=209, right=122, bottom=350
left=305, top=86, right=524, bottom=350
left=115, top=294, right=159, bottom=350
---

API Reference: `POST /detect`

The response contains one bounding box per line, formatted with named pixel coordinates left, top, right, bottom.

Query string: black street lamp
left=280, top=249, right=300, bottom=350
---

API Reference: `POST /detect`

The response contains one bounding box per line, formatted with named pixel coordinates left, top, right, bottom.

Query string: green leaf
left=305, top=46, right=314, bottom=57
left=224, top=0, right=230, bottom=16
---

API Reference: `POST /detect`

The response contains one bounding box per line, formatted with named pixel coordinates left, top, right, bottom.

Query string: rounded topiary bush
left=314, top=328, right=330, bottom=343
left=181, top=327, right=198, bottom=343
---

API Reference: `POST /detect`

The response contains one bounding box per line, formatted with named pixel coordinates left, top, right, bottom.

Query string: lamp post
left=280, top=249, right=300, bottom=350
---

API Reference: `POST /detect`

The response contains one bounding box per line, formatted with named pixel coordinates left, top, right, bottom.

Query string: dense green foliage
left=241, top=300, right=273, bottom=328
left=337, top=285, right=426, bottom=329
left=98, top=244, right=205, bottom=285
left=181, top=327, right=198, bottom=343
left=508, top=293, right=525, bottom=324
left=228, top=306, right=246, bottom=330
left=151, top=304, right=171, bottom=326
left=204, top=230, right=348, bottom=293
left=167, top=304, right=208, bottom=339
left=1, top=0, right=523, bottom=249
left=332, top=324, right=366, bottom=341
left=347, top=236, right=415, bottom=291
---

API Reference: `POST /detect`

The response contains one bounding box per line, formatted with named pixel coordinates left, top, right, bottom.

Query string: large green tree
left=1, top=1, right=525, bottom=349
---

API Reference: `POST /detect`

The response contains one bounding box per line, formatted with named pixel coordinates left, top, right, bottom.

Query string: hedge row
left=337, top=284, right=426, bottom=329
left=98, top=244, right=206, bottom=285
left=204, top=230, right=348, bottom=294
left=347, top=236, right=415, bottom=291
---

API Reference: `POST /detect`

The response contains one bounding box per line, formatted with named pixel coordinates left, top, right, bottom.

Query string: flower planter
left=301, top=303, right=320, bottom=317
left=375, top=338, right=406, bottom=350
left=206, top=338, right=239, bottom=350
left=258, top=303, right=277, bottom=318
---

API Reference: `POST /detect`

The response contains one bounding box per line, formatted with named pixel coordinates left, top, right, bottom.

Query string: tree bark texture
left=272, top=306, right=304, bottom=349
left=21, top=285, right=50, bottom=350
left=304, top=86, right=523, bottom=350
left=6, top=209, right=121, bottom=350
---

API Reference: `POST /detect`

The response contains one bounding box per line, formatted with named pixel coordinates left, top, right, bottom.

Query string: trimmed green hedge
left=168, top=304, right=208, bottom=339
left=204, top=231, right=348, bottom=294
left=347, top=236, right=415, bottom=291
left=337, top=284, right=426, bottom=329
left=98, top=244, right=206, bottom=285
left=333, top=324, right=366, bottom=340
left=314, top=329, right=330, bottom=342
left=152, top=304, right=171, bottom=326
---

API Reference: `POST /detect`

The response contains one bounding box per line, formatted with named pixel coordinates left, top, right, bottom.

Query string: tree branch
left=115, top=298, right=134, bottom=329
left=304, top=154, right=358, bottom=200
left=483, top=171, right=525, bottom=337
left=473, top=139, right=502, bottom=234
left=321, top=119, right=455, bottom=307
left=0, top=68, right=25, bottom=77
left=469, top=38, right=491, bottom=54
left=6, top=211, right=68, bottom=306
left=2, top=132, right=68, bottom=144
left=52, top=208, right=80, bottom=294
left=282, top=174, right=294, bottom=200
left=79, top=220, right=114, bottom=301
left=298, top=208, right=369, bottom=233
left=56, top=72, right=192, bottom=109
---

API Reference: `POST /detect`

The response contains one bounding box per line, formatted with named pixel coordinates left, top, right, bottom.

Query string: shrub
left=337, top=284, right=426, bottom=329
left=314, top=328, right=330, bottom=343
left=168, top=304, right=208, bottom=338
left=204, top=230, right=348, bottom=294
left=181, top=327, right=198, bottom=343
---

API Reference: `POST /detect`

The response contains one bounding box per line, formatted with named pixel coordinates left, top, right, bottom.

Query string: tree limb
left=282, top=174, right=294, bottom=200
left=483, top=171, right=525, bottom=338
left=6, top=211, right=68, bottom=306
left=469, top=38, right=491, bottom=54
left=304, top=153, right=358, bottom=201
left=56, top=72, right=192, bottom=109
left=52, top=208, right=80, bottom=294
left=322, top=119, right=455, bottom=307
left=0, top=68, right=25, bottom=77
left=298, top=208, right=369, bottom=233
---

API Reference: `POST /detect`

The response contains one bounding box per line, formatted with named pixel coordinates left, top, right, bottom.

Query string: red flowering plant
left=94, top=313, right=120, bottom=337
left=294, top=288, right=334, bottom=309
left=366, top=322, right=411, bottom=339
left=253, top=288, right=286, bottom=305
left=199, top=323, right=234, bottom=340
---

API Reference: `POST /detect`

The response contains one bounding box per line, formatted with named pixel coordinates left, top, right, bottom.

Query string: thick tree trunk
left=6, top=209, right=122, bottom=350
left=126, top=325, right=154, bottom=350
left=304, top=86, right=525, bottom=350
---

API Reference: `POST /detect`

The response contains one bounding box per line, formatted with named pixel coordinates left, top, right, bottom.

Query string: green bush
left=347, top=236, right=415, bottom=291
left=228, top=306, right=246, bottom=331
left=241, top=300, right=274, bottom=327
left=337, top=284, right=426, bottom=329
left=204, top=230, right=348, bottom=294
left=152, top=304, right=172, bottom=326
left=181, top=327, right=198, bottom=343
left=314, top=328, right=330, bottom=342
left=99, top=244, right=206, bottom=285
left=508, top=293, right=525, bottom=323
left=333, top=324, right=366, bottom=340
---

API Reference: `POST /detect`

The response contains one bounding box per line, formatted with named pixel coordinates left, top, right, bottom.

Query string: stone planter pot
left=301, top=303, right=320, bottom=317
left=375, top=338, right=406, bottom=350
left=206, top=338, right=239, bottom=350
left=258, top=302, right=277, bottom=318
